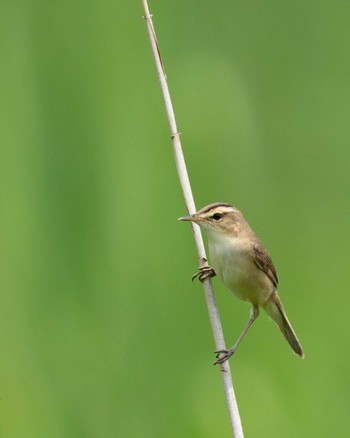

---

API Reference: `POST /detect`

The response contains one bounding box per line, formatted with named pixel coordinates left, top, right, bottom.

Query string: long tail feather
left=263, top=294, right=304, bottom=358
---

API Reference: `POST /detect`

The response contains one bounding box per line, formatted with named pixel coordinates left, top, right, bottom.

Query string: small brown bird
left=179, top=203, right=304, bottom=364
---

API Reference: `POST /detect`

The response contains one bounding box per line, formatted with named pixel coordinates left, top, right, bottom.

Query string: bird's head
left=179, top=203, right=246, bottom=238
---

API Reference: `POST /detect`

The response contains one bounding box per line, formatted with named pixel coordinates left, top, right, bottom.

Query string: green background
left=1, top=1, right=349, bottom=436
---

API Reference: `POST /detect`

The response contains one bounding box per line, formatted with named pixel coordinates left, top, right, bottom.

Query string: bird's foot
left=192, top=264, right=216, bottom=283
left=213, top=347, right=236, bottom=365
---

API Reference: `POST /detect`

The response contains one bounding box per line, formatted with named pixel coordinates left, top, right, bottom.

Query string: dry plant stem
left=142, top=2, right=244, bottom=437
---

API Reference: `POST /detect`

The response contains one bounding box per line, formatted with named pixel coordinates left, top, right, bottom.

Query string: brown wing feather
left=253, top=243, right=279, bottom=288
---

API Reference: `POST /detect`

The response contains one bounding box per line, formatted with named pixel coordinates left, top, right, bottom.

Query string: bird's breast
left=208, top=235, right=272, bottom=305
left=209, top=236, right=251, bottom=284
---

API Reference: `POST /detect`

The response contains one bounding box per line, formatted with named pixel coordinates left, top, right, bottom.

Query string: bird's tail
left=263, top=293, right=304, bottom=358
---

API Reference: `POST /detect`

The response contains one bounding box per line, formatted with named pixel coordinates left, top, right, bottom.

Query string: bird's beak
left=178, top=214, right=199, bottom=222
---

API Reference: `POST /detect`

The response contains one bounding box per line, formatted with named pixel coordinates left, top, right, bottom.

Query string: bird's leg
left=192, top=257, right=216, bottom=283
left=214, top=305, right=259, bottom=365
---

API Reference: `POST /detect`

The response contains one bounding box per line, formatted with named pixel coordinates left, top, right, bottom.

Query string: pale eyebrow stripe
left=199, top=203, right=233, bottom=214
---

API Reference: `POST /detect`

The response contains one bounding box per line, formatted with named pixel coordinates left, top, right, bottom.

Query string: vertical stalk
left=142, top=2, right=244, bottom=436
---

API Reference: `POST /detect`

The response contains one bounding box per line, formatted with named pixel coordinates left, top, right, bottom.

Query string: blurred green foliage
left=1, top=1, right=350, bottom=436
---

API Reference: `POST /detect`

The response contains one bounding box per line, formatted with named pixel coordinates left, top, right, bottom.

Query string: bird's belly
left=209, top=239, right=272, bottom=306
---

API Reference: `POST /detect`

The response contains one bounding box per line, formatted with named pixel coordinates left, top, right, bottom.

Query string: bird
left=179, top=202, right=304, bottom=364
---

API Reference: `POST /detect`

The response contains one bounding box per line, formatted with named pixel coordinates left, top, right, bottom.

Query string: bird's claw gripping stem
left=192, top=258, right=216, bottom=283
left=213, top=347, right=236, bottom=365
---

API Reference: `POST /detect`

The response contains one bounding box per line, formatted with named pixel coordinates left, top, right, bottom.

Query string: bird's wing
left=253, top=243, right=279, bottom=288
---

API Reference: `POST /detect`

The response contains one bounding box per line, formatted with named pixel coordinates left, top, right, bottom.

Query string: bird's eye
left=212, top=213, right=223, bottom=221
